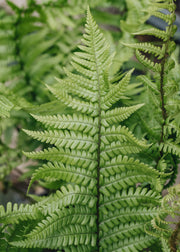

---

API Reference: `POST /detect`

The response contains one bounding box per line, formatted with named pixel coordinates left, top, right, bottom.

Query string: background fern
left=123, top=0, right=180, bottom=189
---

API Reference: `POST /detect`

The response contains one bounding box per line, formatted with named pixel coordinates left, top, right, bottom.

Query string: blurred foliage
left=0, top=0, right=127, bottom=181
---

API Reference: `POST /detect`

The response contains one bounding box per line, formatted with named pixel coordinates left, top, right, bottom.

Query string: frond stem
left=159, top=53, right=167, bottom=154
left=156, top=31, right=173, bottom=169
left=89, top=22, right=102, bottom=251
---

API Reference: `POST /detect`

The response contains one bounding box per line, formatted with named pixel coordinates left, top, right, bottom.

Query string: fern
left=0, top=0, right=86, bottom=180
left=124, top=0, right=180, bottom=187
left=0, top=7, right=166, bottom=251
left=146, top=184, right=180, bottom=251
left=0, top=0, right=127, bottom=181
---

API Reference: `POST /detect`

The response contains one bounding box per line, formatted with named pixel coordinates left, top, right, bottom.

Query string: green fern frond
left=64, top=69, right=98, bottom=91
left=160, top=142, right=180, bottom=156
left=101, top=125, right=148, bottom=150
left=24, top=147, right=97, bottom=170
left=123, top=42, right=165, bottom=59
left=0, top=202, right=42, bottom=224
left=27, top=161, right=96, bottom=193
left=102, top=234, right=157, bottom=252
left=27, top=205, right=96, bottom=236
left=152, top=2, right=176, bottom=12
left=54, top=77, right=97, bottom=102
left=137, top=75, right=159, bottom=94
left=101, top=104, right=144, bottom=126
left=101, top=155, right=162, bottom=177
left=31, top=113, right=98, bottom=136
left=100, top=206, right=161, bottom=232
left=0, top=95, right=14, bottom=118
left=11, top=224, right=96, bottom=249
left=101, top=172, right=159, bottom=196
left=161, top=237, right=171, bottom=252
left=150, top=11, right=176, bottom=25
left=46, top=84, right=99, bottom=116
left=37, top=184, right=96, bottom=215
left=101, top=69, right=133, bottom=110
left=6, top=7, right=165, bottom=251
left=133, top=28, right=169, bottom=41
left=100, top=187, right=160, bottom=214
left=146, top=184, right=180, bottom=251
left=100, top=221, right=145, bottom=247
left=23, top=129, right=97, bottom=153
left=125, top=0, right=179, bottom=190
left=135, top=49, right=162, bottom=72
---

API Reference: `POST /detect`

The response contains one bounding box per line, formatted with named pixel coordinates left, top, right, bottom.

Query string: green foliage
left=146, top=184, right=180, bottom=251
left=0, top=0, right=179, bottom=251
left=0, top=6, right=166, bottom=251
left=124, top=0, right=180, bottom=188
left=1, top=0, right=123, bottom=180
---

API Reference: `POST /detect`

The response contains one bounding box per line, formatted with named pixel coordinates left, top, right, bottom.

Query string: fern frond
left=133, top=28, right=169, bottom=41
left=160, top=142, right=180, bottom=156
left=101, top=141, right=146, bottom=159
left=100, top=222, right=145, bottom=248
left=0, top=95, right=14, bottom=118
left=100, top=187, right=160, bottom=214
left=37, top=184, right=96, bottom=215
left=100, top=155, right=161, bottom=177
left=100, top=207, right=161, bottom=232
left=135, top=49, right=162, bottom=72
left=31, top=113, right=98, bottom=136
left=102, top=69, right=133, bottom=110
left=153, top=2, right=176, bottom=13
left=64, top=69, right=98, bottom=91
left=23, top=147, right=97, bottom=171
left=123, top=42, right=165, bottom=59
left=27, top=205, right=96, bottom=236
left=137, top=75, right=159, bottom=94
left=11, top=224, right=96, bottom=249
left=9, top=7, right=165, bottom=251
left=101, top=172, right=159, bottom=196
left=46, top=85, right=99, bottom=116
left=102, top=234, right=156, bottom=252
left=28, top=161, right=96, bottom=193
left=150, top=11, right=176, bottom=25
left=146, top=184, right=180, bottom=250
left=23, top=129, right=97, bottom=153
left=101, top=104, right=144, bottom=126
left=102, top=125, right=148, bottom=148
left=161, top=237, right=171, bottom=252
left=0, top=202, right=42, bottom=224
